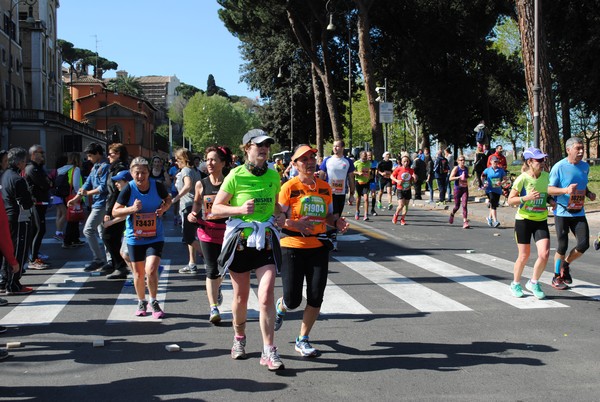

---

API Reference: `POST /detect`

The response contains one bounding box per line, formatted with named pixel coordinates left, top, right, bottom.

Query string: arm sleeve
left=25, top=165, right=50, bottom=193
left=0, top=197, right=18, bottom=266
left=319, top=157, right=328, bottom=172
left=156, top=181, right=170, bottom=199
left=116, top=184, right=132, bottom=206
left=346, top=158, right=355, bottom=174
left=72, top=168, right=82, bottom=193
left=16, top=178, right=34, bottom=210
left=95, top=163, right=109, bottom=195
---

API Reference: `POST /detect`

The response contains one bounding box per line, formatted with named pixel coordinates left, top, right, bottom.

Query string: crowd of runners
left=0, top=130, right=596, bottom=369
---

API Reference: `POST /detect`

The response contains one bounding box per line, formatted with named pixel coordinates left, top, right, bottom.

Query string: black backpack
left=53, top=170, right=71, bottom=198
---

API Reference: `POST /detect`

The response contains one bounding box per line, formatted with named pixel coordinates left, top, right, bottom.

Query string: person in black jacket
left=424, top=148, right=435, bottom=203
left=412, top=152, right=427, bottom=200
left=25, top=145, right=52, bottom=270
left=433, top=150, right=449, bottom=203
left=101, top=143, right=130, bottom=280
left=0, top=148, right=34, bottom=295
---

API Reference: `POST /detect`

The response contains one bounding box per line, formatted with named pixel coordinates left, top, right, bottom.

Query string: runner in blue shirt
left=548, top=137, right=596, bottom=290
left=482, top=156, right=506, bottom=227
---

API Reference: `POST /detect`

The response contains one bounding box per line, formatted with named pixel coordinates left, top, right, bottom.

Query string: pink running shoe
left=135, top=300, right=148, bottom=317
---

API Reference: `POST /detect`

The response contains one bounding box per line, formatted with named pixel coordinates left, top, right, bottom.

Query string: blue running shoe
left=295, top=336, right=318, bottom=357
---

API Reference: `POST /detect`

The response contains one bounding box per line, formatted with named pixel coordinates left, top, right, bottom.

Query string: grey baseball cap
left=242, top=129, right=275, bottom=145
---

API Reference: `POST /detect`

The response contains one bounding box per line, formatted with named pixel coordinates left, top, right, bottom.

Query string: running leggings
left=281, top=245, right=329, bottom=309
left=554, top=215, right=589, bottom=255
left=452, top=186, right=469, bottom=219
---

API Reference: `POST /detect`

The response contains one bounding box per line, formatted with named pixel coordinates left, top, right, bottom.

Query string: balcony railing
left=2, top=109, right=109, bottom=142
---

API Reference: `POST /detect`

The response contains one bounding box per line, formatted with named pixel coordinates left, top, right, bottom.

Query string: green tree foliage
left=219, top=0, right=353, bottom=154
left=62, top=85, right=72, bottom=118
left=370, top=0, right=521, bottom=150
left=155, top=123, right=169, bottom=138
left=176, top=83, right=202, bottom=101
left=543, top=0, right=600, bottom=150
left=183, top=93, right=260, bottom=151
left=491, top=16, right=522, bottom=59
left=58, top=39, right=118, bottom=78
left=206, top=74, right=229, bottom=98
left=106, top=75, right=145, bottom=98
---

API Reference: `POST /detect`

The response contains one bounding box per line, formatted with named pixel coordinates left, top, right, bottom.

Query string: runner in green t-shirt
left=211, top=129, right=285, bottom=372
left=506, top=147, right=556, bottom=301
left=354, top=151, right=372, bottom=220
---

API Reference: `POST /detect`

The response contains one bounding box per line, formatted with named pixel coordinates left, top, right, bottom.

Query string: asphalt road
left=2, top=202, right=600, bottom=401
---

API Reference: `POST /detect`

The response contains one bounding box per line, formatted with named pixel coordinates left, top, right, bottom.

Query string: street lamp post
left=347, top=25, right=352, bottom=151
left=5, top=0, right=37, bottom=137
left=290, top=86, right=294, bottom=151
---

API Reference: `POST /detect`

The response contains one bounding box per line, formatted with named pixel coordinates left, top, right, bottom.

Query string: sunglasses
left=253, top=142, right=271, bottom=148
left=533, top=158, right=545, bottom=162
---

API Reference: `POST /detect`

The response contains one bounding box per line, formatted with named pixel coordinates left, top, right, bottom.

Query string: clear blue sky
left=58, top=0, right=259, bottom=99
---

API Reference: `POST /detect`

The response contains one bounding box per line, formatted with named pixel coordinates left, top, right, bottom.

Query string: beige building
left=1, top=0, right=107, bottom=168
left=136, top=73, right=180, bottom=112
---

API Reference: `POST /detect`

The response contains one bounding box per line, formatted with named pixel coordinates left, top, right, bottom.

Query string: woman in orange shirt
left=274, top=144, right=350, bottom=357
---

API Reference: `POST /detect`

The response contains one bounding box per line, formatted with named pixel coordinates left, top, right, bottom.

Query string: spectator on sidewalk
left=486, top=145, right=507, bottom=170
left=172, top=148, right=204, bottom=274
left=49, top=155, right=68, bottom=243
left=0, top=194, right=20, bottom=360
left=0, top=148, right=34, bottom=296
left=412, top=152, right=426, bottom=200
left=25, top=145, right=52, bottom=270
left=473, top=149, right=487, bottom=189
left=433, top=150, right=449, bottom=203
left=424, top=148, right=435, bottom=203
left=102, top=143, right=130, bottom=280
left=444, top=148, right=454, bottom=202
left=474, top=120, right=489, bottom=153
left=60, top=152, right=85, bottom=249
left=67, top=143, right=110, bottom=272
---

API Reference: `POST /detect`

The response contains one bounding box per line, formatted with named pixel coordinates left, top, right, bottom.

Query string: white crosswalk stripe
left=217, top=280, right=261, bottom=321
left=0, top=262, right=90, bottom=326
left=5, top=251, right=599, bottom=327
left=334, top=256, right=472, bottom=312
left=458, top=253, right=600, bottom=301
left=106, top=259, right=172, bottom=323
left=304, top=279, right=372, bottom=315
left=398, top=255, right=568, bottom=309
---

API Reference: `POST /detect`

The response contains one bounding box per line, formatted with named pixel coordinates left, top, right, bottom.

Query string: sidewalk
left=408, top=189, right=600, bottom=231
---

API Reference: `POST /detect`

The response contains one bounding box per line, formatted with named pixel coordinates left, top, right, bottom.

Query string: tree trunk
left=287, top=7, right=343, bottom=147
left=354, top=0, right=383, bottom=158
left=560, top=89, right=571, bottom=152
left=311, top=64, right=325, bottom=157
left=516, top=0, right=562, bottom=164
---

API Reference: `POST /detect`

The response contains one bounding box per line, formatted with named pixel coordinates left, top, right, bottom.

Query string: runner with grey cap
left=212, top=129, right=286, bottom=371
